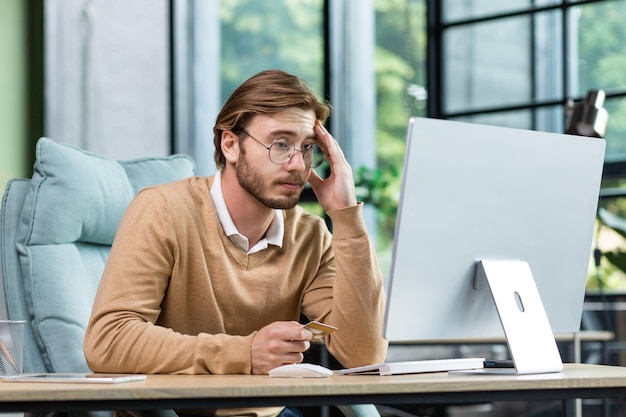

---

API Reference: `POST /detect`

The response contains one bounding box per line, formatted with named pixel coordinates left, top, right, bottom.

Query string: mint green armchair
left=0, top=138, right=193, bottom=417
left=1, top=137, right=196, bottom=375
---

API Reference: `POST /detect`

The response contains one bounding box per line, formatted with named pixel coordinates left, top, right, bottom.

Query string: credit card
left=304, top=321, right=338, bottom=340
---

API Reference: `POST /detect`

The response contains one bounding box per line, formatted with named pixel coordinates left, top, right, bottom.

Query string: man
left=84, top=69, right=388, bottom=416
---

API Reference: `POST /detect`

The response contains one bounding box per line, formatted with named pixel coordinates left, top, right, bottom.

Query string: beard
left=236, top=151, right=306, bottom=209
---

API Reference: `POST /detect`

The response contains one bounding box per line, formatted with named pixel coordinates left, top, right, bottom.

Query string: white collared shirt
left=210, top=170, right=284, bottom=254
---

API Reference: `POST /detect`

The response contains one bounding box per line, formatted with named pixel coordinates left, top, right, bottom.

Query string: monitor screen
left=383, top=117, right=606, bottom=342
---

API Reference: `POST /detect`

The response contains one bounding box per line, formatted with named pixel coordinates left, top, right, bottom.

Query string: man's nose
left=284, top=149, right=307, bottom=171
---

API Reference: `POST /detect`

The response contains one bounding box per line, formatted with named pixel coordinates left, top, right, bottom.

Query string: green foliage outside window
left=370, top=0, right=426, bottom=250
left=580, top=1, right=626, bottom=291
left=220, top=0, right=324, bottom=101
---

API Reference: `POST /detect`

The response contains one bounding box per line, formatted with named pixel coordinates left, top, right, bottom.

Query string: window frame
left=426, top=0, right=626, bottom=181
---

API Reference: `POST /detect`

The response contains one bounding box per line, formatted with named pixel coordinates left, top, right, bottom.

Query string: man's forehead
left=250, top=108, right=316, bottom=131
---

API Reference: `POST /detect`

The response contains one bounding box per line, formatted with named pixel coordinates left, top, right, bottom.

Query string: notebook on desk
left=338, top=357, right=485, bottom=376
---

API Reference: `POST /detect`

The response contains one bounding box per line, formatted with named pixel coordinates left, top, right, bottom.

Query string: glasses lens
left=269, top=138, right=293, bottom=165
left=268, top=138, right=326, bottom=168
left=306, top=144, right=325, bottom=168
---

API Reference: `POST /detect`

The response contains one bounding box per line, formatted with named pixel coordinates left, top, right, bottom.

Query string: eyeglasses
left=242, top=130, right=326, bottom=168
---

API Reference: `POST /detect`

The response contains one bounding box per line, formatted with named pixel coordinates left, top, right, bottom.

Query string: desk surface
left=3, top=364, right=626, bottom=412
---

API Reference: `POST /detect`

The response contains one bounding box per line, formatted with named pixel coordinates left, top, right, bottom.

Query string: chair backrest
left=0, top=137, right=196, bottom=373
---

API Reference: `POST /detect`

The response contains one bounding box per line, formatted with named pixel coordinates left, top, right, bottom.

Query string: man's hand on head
left=308, top=121, right=358, bottom=212
left=250, top=321, right=314, bottom=375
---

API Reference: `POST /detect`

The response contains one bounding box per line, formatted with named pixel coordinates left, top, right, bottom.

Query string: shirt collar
left=210, top=170, right=284, bottom=253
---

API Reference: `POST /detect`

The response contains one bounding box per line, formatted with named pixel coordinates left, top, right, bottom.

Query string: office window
left=575, top=1, right=626, bottom=163
left=442, top=0, right=560, bottom=22
left=430, top=0, right=626, bottom=160
left=444, top=10, right=566, bottom=120
left=372, top=0, right=427, bottom=261
left=219, top=1, right=325, bottom=104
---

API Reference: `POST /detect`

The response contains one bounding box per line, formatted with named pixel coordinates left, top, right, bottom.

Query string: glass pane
left=444, top=11, right=563, bottom=114
left=442, top=0, right=559, bottom=22
left=534, top=11, right=564, bottom=102
left=374, top=0, right=426, bottom=255
left=220, top=0, right=324, bottom=101
left=444, top=16, right=532, bottom=113
left=452, top=106, right=566, bottom=135
left=450, top=110, right=532, bottom=130
left=604, top=96, right=626, bottom=160
left=571, top=0, right=626, bottom=96
left=535, top=105, right=566, bottom=133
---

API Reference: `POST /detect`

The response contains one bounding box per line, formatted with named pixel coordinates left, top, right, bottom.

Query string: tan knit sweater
left=84, top=175, right=387, bottom=415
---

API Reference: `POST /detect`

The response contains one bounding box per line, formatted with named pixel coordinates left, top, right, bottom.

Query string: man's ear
left=221, top=130, right=240, bottom=164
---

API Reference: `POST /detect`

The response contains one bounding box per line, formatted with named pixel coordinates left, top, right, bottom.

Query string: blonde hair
left=213, top=70, right=331, bottom=170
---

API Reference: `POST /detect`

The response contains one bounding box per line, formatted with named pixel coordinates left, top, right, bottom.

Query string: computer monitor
left=383, top=117, right=606, bottom=343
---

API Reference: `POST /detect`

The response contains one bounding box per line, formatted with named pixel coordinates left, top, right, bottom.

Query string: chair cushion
left=1, top=179, right=48, bottom=372
left=15, top=137, right=196, bottom=372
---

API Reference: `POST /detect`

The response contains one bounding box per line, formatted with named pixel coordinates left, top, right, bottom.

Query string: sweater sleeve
left=302, top=202, right=388, bottom=368
left=84, top=187, right=254, bottom=375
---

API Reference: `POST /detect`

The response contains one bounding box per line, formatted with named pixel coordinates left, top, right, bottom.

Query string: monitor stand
left=473, top=260, right=563, bottom=374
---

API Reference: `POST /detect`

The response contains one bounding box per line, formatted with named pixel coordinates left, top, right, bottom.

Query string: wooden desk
left=2, top=364, right=626, bottom=414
